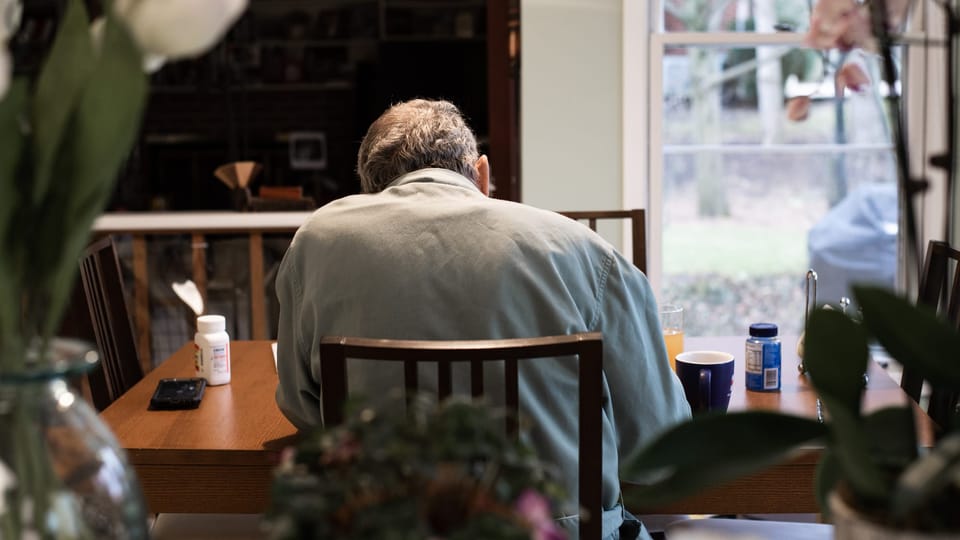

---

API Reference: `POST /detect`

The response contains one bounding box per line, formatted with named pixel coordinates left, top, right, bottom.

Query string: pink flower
left=806, top=0, right=873, bottom=51
left=514, top=489, right=564, bottom=540
left=322, top=432, right=361, bottom=465
left=835, top=62, right=871, bottom=94
left=786, top=96, right=811, bottom=122
left=805, top=0, right=913, bottom=51
left=883, top=0, right=913, bottom=27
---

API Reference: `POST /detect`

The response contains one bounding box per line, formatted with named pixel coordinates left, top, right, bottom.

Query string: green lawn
left=663, top=221, right=809, bottom=276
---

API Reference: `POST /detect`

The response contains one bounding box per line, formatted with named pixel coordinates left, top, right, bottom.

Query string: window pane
left=662, top=0, right=813, bottom=33
left=660, top=45, right=899, bottom=337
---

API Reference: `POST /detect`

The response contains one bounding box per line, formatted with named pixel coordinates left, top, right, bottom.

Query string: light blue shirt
left=275, top=168, right=692, bottom=538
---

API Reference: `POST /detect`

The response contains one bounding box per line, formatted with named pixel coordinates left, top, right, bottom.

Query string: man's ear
left=476, top=155, right=490, bottom=196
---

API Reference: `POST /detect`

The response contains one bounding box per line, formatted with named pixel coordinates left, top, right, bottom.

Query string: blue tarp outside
left=807, top=183, right=898, bottom=307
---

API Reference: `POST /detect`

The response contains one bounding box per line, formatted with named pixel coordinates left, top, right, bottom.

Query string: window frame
left=627, top=1, right=936, bottom=298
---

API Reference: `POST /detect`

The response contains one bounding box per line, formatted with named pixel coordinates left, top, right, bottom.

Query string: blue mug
left=675, top=351, right=735, bottom=413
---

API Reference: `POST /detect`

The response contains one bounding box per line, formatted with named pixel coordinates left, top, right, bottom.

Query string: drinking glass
left=660, top=305, right=684, bottom=371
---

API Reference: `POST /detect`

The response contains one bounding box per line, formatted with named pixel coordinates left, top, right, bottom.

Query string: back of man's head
left=357, top=99, right=480, bottom=193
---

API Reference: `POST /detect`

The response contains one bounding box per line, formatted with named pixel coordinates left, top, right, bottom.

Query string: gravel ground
left=662, top=272, right=810, bottom=338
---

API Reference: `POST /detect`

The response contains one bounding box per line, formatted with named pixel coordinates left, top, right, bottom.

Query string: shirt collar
left=387, top=168, right=481, bottom=193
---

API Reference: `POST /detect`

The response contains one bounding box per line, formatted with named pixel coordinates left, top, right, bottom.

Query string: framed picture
left=288, top=131, right=328, bottom=170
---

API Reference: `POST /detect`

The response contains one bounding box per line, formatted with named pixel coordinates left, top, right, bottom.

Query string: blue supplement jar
left=745, top=323, right=781, bottom=391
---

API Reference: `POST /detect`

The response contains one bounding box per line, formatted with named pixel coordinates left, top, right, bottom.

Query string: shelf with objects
left=380, top=0, right=486, bottom=41
left=115, top=0, right=489, bottom=215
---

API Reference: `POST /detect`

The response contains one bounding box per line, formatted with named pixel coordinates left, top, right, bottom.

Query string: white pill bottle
left=194, top=314, right=231, bottom=385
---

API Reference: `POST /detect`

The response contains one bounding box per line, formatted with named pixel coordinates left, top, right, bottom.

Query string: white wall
left=520, top=0, right=623, bottom=214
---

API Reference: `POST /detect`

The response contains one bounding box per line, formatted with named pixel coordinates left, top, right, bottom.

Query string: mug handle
left=698, top=368, right=712, bottom=412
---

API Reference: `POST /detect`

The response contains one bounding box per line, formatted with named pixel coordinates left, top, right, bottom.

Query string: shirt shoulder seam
left=589, top=250, right=615, bottom=330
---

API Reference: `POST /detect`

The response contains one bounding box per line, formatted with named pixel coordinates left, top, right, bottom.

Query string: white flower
left=115, top=0, right=247, bottom=59
left=0, top=45, right=9, bottom=100
left=0, top=458, right=16, bottom=516
left=1, top=0, right=22, bottom=41
left=141, top=52, right=166, bottom=74
left=0, top=0, right=22, bottom=101
left=90, top=16, right=166, bottom=74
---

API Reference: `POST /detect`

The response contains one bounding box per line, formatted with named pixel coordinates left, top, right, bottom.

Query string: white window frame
left=625, top=1, right=935, bottom=298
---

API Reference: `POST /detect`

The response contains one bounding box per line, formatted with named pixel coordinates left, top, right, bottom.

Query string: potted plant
left=623, top=284, right=960, bottom=537
left=0, top=2, right=245, bottom=537
left=267, top=395, right=568, bottom=540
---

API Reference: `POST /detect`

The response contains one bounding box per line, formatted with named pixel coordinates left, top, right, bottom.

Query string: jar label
left=746, top=340, right=781, bottom=391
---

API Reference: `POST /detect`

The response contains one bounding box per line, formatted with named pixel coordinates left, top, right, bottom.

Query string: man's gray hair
left=357, top=99, right=480, bottom=193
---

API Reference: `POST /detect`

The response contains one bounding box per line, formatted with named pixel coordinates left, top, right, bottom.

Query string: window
left=647, top=1, right=900, bottom=337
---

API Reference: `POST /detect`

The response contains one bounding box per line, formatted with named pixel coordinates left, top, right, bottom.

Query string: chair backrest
left=558, top=209, right=646, bottom=273
left=319, top=332, right=604, bottom=540
left=903, top=239, right=960, bottom=431
left=79, top=235, right=144, bottom=411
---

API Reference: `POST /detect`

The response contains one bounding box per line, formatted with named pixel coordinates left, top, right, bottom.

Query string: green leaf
left=66, top=15, right=147, bottom=216
left=31, top=0, right=95, bottom=204
left=804, top=308, right=870, bottom=416
left=802, top=309, right=890, bottom=503
left=0, top=78, right=27, bottom=209
left=815, top=446, right=840, bottom=519
left=0, top=79, right=28, bottom=349
left=855, top=285, right=960, bottom=390
left=0, top=79, right=28, bottom=238
left=864, top=406, right=919, bottom=470
left=836, top=406, right=917, bottom=515
left=621, top=411, right=826, bottom=507
left=33, top=15, right=147, bottom=339
left=892, top=432, right=960, bottom=519
left=819, top=393, right=889, bottom=501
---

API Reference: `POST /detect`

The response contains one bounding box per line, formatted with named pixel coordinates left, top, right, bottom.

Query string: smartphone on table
left=148, top=378, right=207, bottom=410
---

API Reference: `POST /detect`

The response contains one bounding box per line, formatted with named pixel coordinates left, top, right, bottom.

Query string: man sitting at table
left=274, top=98, right=691, bottom=539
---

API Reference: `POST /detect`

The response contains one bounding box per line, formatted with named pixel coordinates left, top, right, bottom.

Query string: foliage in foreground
left=268, top=396, right=569, bottom=540
left=624, top=286, right=960, bottom=532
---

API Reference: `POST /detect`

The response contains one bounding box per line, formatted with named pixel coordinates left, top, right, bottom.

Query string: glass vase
left=0, top=339, right=148, bottom=539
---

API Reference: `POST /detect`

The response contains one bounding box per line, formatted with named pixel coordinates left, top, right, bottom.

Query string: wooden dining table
left=100, top=341, right=297, bottom=514
left=101, top=337, right=935, bottom=516
left=624, top=335, right=936, bottom=515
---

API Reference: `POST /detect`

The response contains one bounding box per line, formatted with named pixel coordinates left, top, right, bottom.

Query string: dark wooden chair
left=903, top=239, right=960, bottom=431
left=78, top=235, right=143, bottom=411
left=558, top=209, right=646, bottom=273
left=79, top=237, right=269, bottom=537
left=319, top=332, right=605, bottom=540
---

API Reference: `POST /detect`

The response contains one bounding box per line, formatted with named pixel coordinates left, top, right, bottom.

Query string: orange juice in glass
left=659, top=305, right=684, bottom=371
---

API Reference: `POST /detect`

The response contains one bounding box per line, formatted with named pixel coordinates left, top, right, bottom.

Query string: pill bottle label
left=745, top=340, right=781, bottom=391
left=194, top=343, right=202, bottom=375
left=211, top=343, right=230, bottom=376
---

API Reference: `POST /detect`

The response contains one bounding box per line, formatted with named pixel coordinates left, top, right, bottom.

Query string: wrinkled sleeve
left=594, top=252, right=692, bottom=466
left=274, top=247, right=323, bottom=431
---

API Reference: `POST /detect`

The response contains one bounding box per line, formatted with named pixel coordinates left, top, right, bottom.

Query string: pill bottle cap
left=749, top=322, right=778, bottom=338
left=197, top=314, right=226, bottom=334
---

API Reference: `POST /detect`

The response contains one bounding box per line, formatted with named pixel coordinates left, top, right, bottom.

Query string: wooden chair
left=319, top=332, right=605, bottom=540
left=558, top=209, right=646, bottom=273
left=78, top=235, right=144, bottom=411
left=79, top=238, right=269, bottom=538
left=903, top=239, right=960, bottom=431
